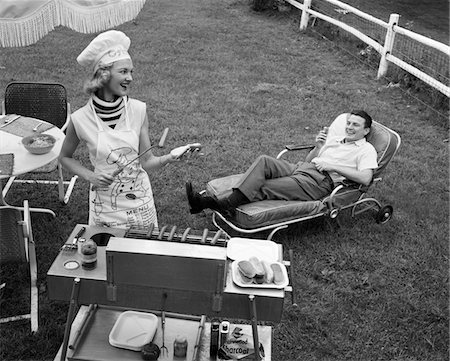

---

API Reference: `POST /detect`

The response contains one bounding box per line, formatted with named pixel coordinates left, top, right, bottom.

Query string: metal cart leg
left=248, top=295, right=261, bottom=361
left=288, top=249, right=298, bottom=307
left=60, top=277, right=81, bottom=361
left=192, top=315, right=206, bottom=361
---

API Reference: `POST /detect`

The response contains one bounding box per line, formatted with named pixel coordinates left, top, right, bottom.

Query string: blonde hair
left=83, top=64, right=113, bottom=95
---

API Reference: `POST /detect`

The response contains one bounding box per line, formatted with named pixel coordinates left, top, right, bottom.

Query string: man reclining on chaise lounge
left=186, top=110, right=378, bottom=216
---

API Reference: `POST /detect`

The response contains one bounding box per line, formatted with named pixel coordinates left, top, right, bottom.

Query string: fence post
left=299, top=0, right=312, bottom=31
left=377, top=13, right=400, bottom=78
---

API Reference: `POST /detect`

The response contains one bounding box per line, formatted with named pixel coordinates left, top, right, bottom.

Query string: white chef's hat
left=77, top=30, right=131, bottom=73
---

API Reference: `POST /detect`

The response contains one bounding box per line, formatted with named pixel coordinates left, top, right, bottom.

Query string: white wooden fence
left=286, top=0, right=450, bottom=97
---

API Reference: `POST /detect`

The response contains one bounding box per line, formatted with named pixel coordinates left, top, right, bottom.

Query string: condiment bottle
left=77, top=238, right=86, bottom=255
left=80, top=239, right=97, bottom=270
left=210, top=320, right=220, bottom=358
left=173, top=335, right=188, bottom=357
left=219, top=321, right=230, bottom=348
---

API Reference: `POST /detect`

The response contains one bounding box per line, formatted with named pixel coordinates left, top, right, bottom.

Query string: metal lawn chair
left=1, top=81, right=78, bottom=204
left=205, top=114, right=401, bottom=240
left=0, top=200, right=55, bottom=332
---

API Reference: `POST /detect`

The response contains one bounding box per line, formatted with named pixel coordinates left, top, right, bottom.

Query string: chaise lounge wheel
left=376, top=205, right=393, bottom=224
left=329, top=208, right=339, bottom=219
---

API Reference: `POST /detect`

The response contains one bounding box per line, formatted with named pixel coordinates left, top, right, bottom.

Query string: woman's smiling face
left=103, top=59, right=134, bottom=100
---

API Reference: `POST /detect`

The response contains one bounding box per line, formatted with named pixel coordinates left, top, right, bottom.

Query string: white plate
left=227, top=238, right=279, bottom=262
left=231, top=260, right=289, bottom=289
left=109, top=311, right=158, bottom=351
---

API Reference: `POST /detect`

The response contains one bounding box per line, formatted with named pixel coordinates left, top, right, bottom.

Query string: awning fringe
left=59, top=0, right=147, bottom=34
left=0, top=0, right=146, bottom=47
left=0, top=1, right=58, bottom=47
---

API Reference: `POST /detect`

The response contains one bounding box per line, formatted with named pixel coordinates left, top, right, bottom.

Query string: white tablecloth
left=0, top=121, right=65, bottom=178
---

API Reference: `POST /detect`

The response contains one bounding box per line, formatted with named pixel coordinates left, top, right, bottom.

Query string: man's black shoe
left=185, top=182, right=203, bottom=214
left=186, top=182, right=237, bottom=217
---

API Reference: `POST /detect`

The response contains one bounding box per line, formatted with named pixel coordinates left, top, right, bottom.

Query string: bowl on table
left=21, top=134, right=56, bottom=155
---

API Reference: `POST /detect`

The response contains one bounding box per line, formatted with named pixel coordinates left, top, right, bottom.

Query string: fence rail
left=285, top=0, right=450, bottom=98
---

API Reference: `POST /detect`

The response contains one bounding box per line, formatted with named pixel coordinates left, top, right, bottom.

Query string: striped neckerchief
left=92, top=94, right=127, bottom=129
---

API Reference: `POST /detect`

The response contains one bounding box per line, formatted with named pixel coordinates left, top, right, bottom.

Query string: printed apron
left=88, top=101, right=158, bottom=228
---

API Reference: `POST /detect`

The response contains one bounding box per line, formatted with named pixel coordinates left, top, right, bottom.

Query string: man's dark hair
left=350, top=110, right=372, bottom=129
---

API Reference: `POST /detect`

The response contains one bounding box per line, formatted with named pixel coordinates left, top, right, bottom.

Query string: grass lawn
left=0, top=0, right=448, bottom=360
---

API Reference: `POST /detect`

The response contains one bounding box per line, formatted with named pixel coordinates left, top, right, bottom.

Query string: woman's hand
left=169, top=143, right=202, bottom=161
left=88, top=171, right=115, bottom=188
left=166, top=143, right=202, bottom=163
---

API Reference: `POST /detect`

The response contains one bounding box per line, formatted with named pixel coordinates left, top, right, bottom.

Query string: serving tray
left=226, top=238, right=279, bottom=262
left=109, top=311, right=158, bottom=351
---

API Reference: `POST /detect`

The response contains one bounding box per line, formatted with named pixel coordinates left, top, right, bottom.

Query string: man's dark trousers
left=234, top=155, right=333, bottom=202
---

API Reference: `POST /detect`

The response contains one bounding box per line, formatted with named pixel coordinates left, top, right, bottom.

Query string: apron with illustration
left=88, top=99, right=158, bottom=229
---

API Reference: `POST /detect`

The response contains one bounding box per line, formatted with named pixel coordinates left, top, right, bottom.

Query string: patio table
left=0, top=114, right=65, bottom=205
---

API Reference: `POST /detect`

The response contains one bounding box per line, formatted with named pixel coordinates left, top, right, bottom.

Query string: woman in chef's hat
left=60, top=30, right=184, bottom=229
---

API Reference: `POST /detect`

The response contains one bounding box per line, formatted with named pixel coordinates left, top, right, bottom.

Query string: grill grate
left=124, top=225, right=228, bottom=247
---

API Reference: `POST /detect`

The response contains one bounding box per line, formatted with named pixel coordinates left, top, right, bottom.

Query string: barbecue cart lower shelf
left=54, top=305, right=272, bottom=361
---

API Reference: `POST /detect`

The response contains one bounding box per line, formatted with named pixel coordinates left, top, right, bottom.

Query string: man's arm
left=314, top=161, right=374, bottom=186
left=304, top=147, right=320, bottom=162
left=305, top=127, right=328, bottom=162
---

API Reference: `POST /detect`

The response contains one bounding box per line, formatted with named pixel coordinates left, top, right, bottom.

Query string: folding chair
left=205, top=114, right=401, bottom=240
left=0, top=200, right=55, bottom=332
left=1, top=81, right=78, bottom=204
